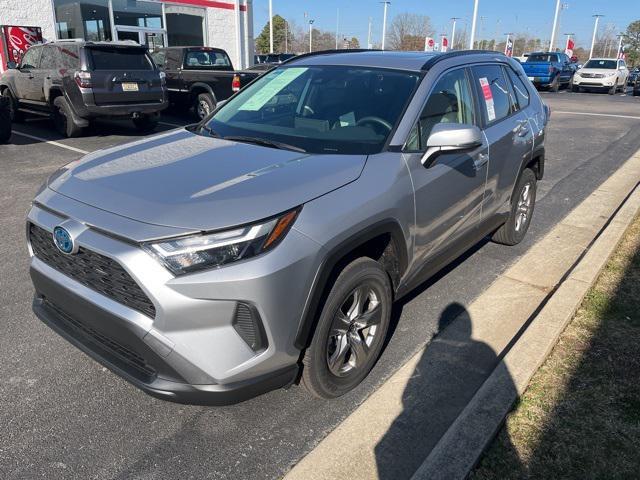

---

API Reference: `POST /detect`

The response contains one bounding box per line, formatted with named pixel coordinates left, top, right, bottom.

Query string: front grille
left=29, top=223, right=156, bottom=318
left=580, top=73, right=604, bottom=79
left=44, top=299, right=157, bottom=382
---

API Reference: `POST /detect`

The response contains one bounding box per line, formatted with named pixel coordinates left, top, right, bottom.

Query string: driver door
left=403, top=67, right=489, bottom=265
left=14, top=46, right=43, bottom=101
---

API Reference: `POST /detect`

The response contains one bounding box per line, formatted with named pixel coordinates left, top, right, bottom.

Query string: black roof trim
left=282, top=49, right=382, bottom=65
left=421, top=49, right=508, bottom=70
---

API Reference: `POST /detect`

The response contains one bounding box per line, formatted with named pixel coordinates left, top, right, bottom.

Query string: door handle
left=474, top=153, right=489, bottom=170
left=516, top=119, right=530, bottom=137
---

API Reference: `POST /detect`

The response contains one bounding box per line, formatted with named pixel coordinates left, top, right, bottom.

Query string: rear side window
left=184, top=50, right=232, bottom=69
left=57, top=45, right=81, bottom=71
left=87, top=48, right=153, bottom=70
left=505, top=67, right=530, bottom=110
left=472, top=65, right=512, bottom=124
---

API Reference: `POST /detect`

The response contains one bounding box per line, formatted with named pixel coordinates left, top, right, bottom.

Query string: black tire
left=301, top=257, right=392, bottom=399
left=193, top=92, right=215, bottom=121
left=549, top=77, right=560, bottom=92
left=571, top=84, right=580, bottom=93
left=2, top=88, right=22, bottom=122
left=633, top=88, right=640, bottom=97
left=0, top=96, right=11, bottom=143
left=492, top=168, right=537, bottom=246
left=53, top=96, right=83, bottom=138
left=132, top=114, right=159, bottom=133
left=608, top=85, right=617, bottom=95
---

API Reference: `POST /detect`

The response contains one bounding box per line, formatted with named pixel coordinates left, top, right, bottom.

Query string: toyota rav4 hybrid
left=27, top=50, right=548, bottom=404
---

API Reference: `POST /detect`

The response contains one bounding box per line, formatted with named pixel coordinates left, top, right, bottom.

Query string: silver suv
left=27, top=50, right=548, bottom=404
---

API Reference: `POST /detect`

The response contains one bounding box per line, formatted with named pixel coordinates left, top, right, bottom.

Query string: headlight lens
left=142, top=208, right=300, bottom=275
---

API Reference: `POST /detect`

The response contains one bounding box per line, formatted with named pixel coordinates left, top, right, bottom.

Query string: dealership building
left=1, top=0, right=254, bottom=68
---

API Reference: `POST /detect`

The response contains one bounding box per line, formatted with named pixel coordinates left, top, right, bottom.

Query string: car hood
left=49, top=128, right=367, bottom=231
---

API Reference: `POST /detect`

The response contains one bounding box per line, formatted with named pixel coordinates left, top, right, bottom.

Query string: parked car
left=27, top=50, right=548, bottom=404
left=0, top=40, right=168, bottom=137
left=633, top=75, right=640, bottom=96
left=572, top=58, right=630, bottom=94
left=627, top=67, right=639, bottom=86
left=254, top=54, right=268, bottom=64
left=0, top=94, right=10, bottom=142
left=151, top=47, right=261, bottom=120
left=522, top=51, right=576, bottom=91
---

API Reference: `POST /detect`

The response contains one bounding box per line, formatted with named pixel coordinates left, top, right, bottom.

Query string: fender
left=189, top=82, right=217, bottom=104
left=294, top=219, right=408, bottom=350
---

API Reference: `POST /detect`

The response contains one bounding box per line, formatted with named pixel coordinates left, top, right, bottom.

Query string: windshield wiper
left=223, top=135, right=307, bottom=153
left=199, top=124, right=221, bottom=138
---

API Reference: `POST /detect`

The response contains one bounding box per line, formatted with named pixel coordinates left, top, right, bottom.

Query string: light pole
left=478, top=16, right=486, bottom=49
left=335, top=8, right=340, bottom=49
left=450, top=17, right=460, bottom=50
left=469, top=0, right=479, bottom=50
left=309, top=19, right=314, bottom=53
left=590, top=14, right=603, bottom=59
left=549, top=0, right=561, bottom=52
left=367, top=17, right=373, bottom=49
left=284, top=20, right=288, bottom=53
left=493, top=18, right=501, bottom=51
left=269, top=0, right=274, bottom=54
left=381, top=2, right=390, bottom=50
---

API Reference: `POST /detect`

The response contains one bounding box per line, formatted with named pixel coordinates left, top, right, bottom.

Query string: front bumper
left=572, top=77, right=617, bottom=88
left=27, top=195, right=324, bottom=404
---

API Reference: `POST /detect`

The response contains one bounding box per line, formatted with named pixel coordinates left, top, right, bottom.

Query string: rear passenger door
left=471, top=64, right=533, bottom=220
left=404, top=67, right=489, bottom=263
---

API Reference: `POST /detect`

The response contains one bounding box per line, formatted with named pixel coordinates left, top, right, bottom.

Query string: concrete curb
left=410, top=184, right=640, bottom=480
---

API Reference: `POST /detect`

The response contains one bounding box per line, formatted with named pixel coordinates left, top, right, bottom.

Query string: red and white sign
left=0, top=25, right=43, bottom=74
left=504, top=37, right=514, bottom=57
left=441, top=36, right=449, bottom=53
left=425, top=37, right=435, bottom=52
left=479, top=77, right=496, bottom=122
left=565, top=37, right=574, bottom=58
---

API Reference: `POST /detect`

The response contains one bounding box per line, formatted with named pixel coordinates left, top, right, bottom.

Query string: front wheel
left=572, top=84, right=581, bottom=93
left=492, top=168, right=537, bottom=246
left=2, top=88, right=22, bottom=122
left=549, top=77, right=560, bottom=92
left=301, top=257, right=392, bottom=399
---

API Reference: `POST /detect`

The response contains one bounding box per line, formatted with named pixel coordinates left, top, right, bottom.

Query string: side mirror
left=421, top=123, right=483, bottom=166
left=6, top=61, right=17, bottom=69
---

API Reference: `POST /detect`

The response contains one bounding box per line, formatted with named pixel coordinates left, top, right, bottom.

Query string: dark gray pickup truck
left=151, top=47, right=260, bottom=120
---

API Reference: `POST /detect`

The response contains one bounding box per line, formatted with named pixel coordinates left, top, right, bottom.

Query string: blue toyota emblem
left=53, top=226, right=74, bottom=254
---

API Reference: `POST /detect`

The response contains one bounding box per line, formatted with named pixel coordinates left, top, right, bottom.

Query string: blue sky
left=253, top=0, right=640, bottom=50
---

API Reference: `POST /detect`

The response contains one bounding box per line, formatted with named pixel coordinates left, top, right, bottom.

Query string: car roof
left=49, top=40, right=145, bottom=48
left=286, top=49, right=508, bottom=72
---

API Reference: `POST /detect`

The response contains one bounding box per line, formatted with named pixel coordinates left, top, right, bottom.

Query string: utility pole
left=493, top=18, right=501, bottom=51
left=309, top=19, right=314, bottom=52
left=469, top=0, right=479, bottom=50
left=335, top=9, right=340, bottom=49
left=269, top=0, right=274, bottom=53
left=590, top=14, right=604, bottom=59
left=367, top=17, right=373, bottom=49
left=284, top=20, right=288, bottom=53
left=450, top=17, right=460, bottom=50
left=381, top=2, right=390, bottom=50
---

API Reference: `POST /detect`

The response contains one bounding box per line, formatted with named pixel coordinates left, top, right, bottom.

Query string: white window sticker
left=239, top=68, right=308, bottom=111
left=479, top=77, right=496, bottom=122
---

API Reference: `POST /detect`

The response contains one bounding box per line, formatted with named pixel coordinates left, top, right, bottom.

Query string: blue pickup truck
left=522, top=52, right=576, bottom=92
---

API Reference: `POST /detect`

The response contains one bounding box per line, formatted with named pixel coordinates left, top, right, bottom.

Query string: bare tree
left=387, top=13, right=434, bottom=51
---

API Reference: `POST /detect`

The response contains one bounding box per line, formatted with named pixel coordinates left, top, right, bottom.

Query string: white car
left=572, top=58, right=629, bottom=94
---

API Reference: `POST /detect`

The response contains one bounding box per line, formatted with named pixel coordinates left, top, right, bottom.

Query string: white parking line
left=554, top=111, right=640, bottom=121
left=11, top=130, right=90, bottom=154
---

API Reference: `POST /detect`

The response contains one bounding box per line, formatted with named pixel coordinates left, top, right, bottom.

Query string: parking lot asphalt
left=2, top=89, right=640, bottom=480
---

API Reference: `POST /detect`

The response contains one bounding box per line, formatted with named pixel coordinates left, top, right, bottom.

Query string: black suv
left=0, top=41, right=168, bottom=137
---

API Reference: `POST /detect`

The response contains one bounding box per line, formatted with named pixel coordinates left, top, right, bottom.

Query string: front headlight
left=606, top=72, right=617, bottom=77
left=142, top=208, right=301, bottom=275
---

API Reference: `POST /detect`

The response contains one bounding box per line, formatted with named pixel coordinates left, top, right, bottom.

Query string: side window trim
left=402, top=65, right=478, bottom=153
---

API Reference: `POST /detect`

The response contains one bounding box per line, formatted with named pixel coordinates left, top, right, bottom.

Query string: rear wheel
left=301, top=257, right=392, bottom=399
left=492, top=168, right=537, bottom=246
left=132, top=114, right=159, bottom=133
left=2, top=88, right=22, bottom=122
left=549, top=77, right=560, bottom=92
left=52, top=97, right=83, bottom=138
left=193, top=92, right=215, bottom=121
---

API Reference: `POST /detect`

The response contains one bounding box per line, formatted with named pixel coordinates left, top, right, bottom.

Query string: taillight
left=74, top=71, right=92, bottom=88
left=232, top=74, right=241, bottom=92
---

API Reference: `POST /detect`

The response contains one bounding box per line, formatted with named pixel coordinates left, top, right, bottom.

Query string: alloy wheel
left=515, top=183, right=532, bottom=232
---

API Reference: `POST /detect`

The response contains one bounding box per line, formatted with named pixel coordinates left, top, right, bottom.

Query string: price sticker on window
left=479, top=77, right=496, bottom=122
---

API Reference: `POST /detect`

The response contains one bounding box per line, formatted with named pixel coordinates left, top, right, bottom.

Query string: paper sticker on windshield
left=479, top=77, right=496, bottom=122
left=239, top=68, right=308, bottom=111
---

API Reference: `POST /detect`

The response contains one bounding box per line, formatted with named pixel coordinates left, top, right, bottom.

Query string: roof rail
left=282, top=48, right=382, bottom=65
left=421, top=49, right=507, bottom=70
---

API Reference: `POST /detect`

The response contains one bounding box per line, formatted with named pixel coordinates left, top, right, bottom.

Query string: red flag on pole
left=565, top=37, right=574, bottom=57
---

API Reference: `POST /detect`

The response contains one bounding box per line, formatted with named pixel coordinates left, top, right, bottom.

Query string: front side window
left=405, top=68, right=475, bottom=151
left=20, top=47, right=41, bottom=69
left=505, top=67, right=530, bottom=110
left=184, top=50, right=231, bottom=69
left=584, top=59, right=617, bottom=69
left=207, top=66, right=421, bottom=155
left=472, top=65, right=512, bottom=124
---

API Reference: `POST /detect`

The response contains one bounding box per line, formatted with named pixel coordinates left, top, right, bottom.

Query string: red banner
left=0, top=25, right=43, bottom=73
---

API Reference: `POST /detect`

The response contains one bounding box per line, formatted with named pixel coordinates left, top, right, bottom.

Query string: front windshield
left=207, top=65, right=421, bottom=154
left=584, top=59, right=617, bottom=69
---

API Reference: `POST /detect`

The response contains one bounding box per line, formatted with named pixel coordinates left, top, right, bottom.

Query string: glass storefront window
left=112, top=0, right=163, bottom=29
left=54, top=0, right=112, bottom=41
left=165, top=5, right=205, bottom=46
